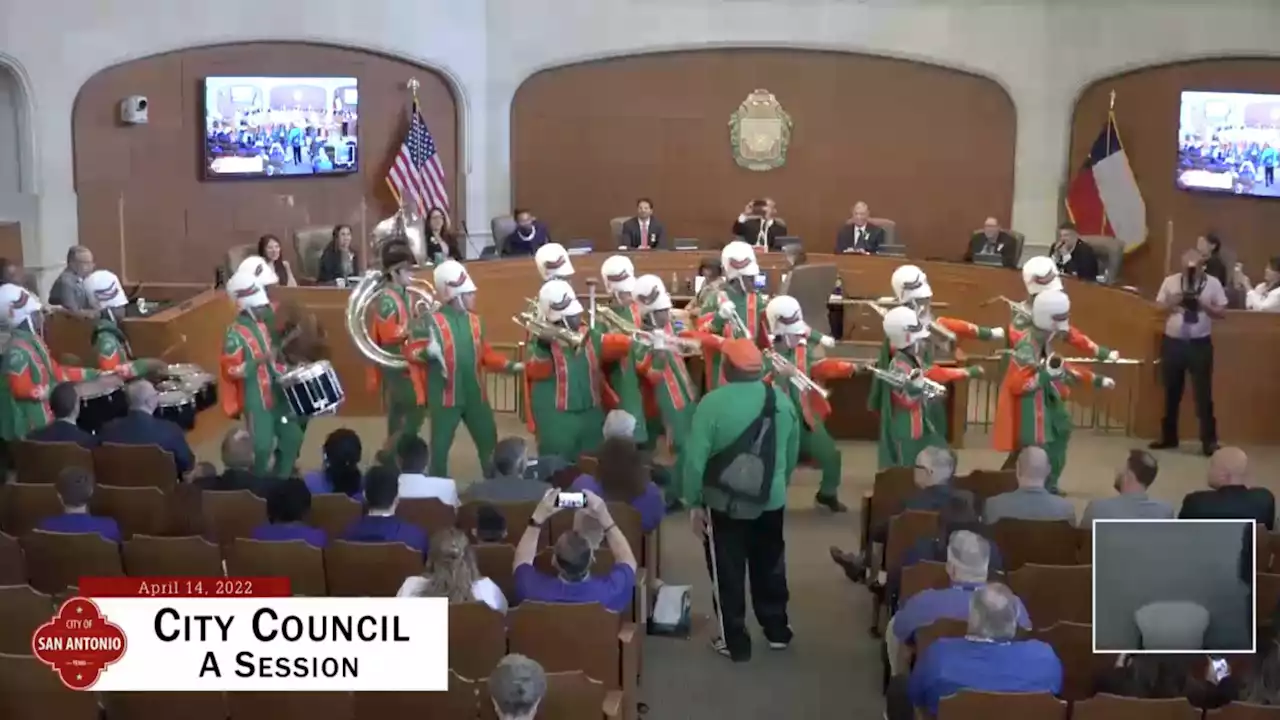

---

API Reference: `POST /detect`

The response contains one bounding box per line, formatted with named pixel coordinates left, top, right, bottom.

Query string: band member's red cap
left=721, top=339, right=763, bottom=373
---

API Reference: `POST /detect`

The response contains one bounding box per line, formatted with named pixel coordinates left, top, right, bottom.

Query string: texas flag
left=1065, top=115, right=1147, bottom=252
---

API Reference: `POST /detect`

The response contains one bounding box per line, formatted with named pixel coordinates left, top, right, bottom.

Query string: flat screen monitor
left=1178, top=90, right=1280, bottom=198
left=204, top=76, right=358, bottom=179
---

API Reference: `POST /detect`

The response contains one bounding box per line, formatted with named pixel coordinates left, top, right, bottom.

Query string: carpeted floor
left=191, top=414, right=1280, bottom=719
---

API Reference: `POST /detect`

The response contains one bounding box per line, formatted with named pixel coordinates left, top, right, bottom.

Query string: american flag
left=385, top=105, right=450, bottom=215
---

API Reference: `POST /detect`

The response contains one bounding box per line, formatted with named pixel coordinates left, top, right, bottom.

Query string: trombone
left=597, top=307, right=701, bottom=356
left=857, top=362, right=948, bottom=400
left=512, top=309, right=582, bottom=349
left=982, top=295, right=1031, bottom=322
left=769, top=350, right=830, bottom=399
left=852, top=299, right=958, bottom=345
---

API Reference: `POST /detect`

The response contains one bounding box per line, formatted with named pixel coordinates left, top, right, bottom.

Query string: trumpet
left=852, top=299, right=891, bottom=318
left=597, top=307, right=701, bottom=356
left=512, top=311, right=582, bottom=349
left=768, top=350, right=830, bottom=399
left=853, top=300, right=957, bottom=344
left=983, top=295, right=1031, bottom=321
left=857, top=363, right=948, bottom=400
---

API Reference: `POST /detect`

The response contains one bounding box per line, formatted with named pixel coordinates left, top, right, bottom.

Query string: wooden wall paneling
left=0, top=222, right=22, bottom=266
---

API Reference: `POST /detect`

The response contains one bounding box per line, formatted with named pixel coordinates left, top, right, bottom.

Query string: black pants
left=885, top=675, right=914, bottom=720
left=1267, top=166, right=1275, bottom=186
left=291, top=145, right=303, bottom=165
left=1159, top=335, right=1217, bottom=445
left=702, top=507, right=790, bottom=658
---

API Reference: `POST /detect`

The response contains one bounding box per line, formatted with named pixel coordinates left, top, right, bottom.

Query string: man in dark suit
left=26, top=382, right=98, bottom=449
left=98, top=380, right=195, bottom=477
left=1051, top=222, right=1101, bottom=282
left=732, top=198, right=788, bottom=251
left=1180, top=447, right=1276, bottom=530
left=619, top=197, right=666, bottom=250
left=500, top=208, right=553, bottom=257
left=198, top=426, right=269, bottom=497
left=964, top=217, right=1019, bottom=269
left=835, top=201, right=886, bottom=255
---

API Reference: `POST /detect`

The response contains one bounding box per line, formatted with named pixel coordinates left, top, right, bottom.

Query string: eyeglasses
left=914, top=465, right=931, bottom=473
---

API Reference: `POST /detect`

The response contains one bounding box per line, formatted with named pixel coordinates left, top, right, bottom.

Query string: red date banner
left=79, top=577, right=291, bottom=598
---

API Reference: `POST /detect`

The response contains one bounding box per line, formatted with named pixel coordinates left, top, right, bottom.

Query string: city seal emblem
left=32, top=597, right=128, bottom=690
left=728, top=89, right=793, bottom=172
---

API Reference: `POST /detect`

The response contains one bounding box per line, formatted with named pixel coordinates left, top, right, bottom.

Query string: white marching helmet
left=600, top=255, right=636, bottom=295
left=84, top=269, right=129, bottom=310
left=432, top=260, right=476, bottom=300
left=1022, top=255, right=1063, bottom=296
left=538, top=279, right=583, bottom=322
left=0, top=282, right=42, bottom=328
left=535, top=243, right=574, bottom=280
left=891, top=265, right=933, bottom=304
left=1031, top=289, right=1071, bottom=332
left=721, top=240, right=760, bottom=281
left=236, top=256, right=280, bottom=286
left=634, top=274, right=673, bottom=312
left=765, top=295, right=809, bottom=337
left=226, top=269, right=271, bottom=311
left=883, top=305, right=930, bottom=349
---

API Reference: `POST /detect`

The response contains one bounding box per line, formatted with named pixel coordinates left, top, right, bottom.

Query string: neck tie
left=640, top=221, right=649, bottom=249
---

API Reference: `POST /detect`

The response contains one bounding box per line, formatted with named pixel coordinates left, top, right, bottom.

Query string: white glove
left=650, top=333, right=667, bottom=351
left=1106, top=350, right=1119, bottom=362
left=989, top=327, right=1005, bottom=341
left=511, top=362, right=525, bottom=373
left=426, top=339, right=445, bottom=363
left=819, top=334, right=835, bottom=348
left=718, top=301, right=736, bottom=320
left=1100, top=377, right=1116, bottom=389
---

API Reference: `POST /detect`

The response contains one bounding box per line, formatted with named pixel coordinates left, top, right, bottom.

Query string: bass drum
left=76, top=375, right=127, bottom=434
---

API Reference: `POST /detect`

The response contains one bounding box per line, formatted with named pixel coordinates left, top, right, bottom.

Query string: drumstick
left=157, top=334, right=188, bottom=360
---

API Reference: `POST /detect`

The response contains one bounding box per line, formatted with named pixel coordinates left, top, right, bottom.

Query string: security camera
left=119, top=96, right=149, bottom=125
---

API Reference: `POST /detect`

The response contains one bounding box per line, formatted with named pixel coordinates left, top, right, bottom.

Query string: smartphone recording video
left=555, top=492, right=586, bottom=509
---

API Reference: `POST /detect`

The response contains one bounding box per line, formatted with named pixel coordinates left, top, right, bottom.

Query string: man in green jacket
left=682, top=338, right=800, bottom=663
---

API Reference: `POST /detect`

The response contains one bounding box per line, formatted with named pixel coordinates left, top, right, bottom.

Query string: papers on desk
left=567, top=247, right=592, bottom=256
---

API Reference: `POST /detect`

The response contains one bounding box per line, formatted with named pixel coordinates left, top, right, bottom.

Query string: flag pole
left=405, top=77, right=420, bottom=215
left=1099, top=90, right=1117, bottom=238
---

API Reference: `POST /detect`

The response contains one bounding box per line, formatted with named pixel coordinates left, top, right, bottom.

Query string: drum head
left=77, top=375, right=125, bottom=399
left=157, top=390, right=193, bottom=406
left=166, top=364, right=203, bottom=378
left=155, top=380, right=183, bottom=393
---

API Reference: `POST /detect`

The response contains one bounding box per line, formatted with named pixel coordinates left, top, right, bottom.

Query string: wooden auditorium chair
left=122, top=535, right=224, bottom=578
left=323, top=540, right=424, bottom=597
left=225, top=538, right=326, bottom=596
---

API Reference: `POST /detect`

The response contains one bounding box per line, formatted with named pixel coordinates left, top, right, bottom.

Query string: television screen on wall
left=203, top=76, right=359, bottom=179
left=1178, top=90, right=1280, bottom=198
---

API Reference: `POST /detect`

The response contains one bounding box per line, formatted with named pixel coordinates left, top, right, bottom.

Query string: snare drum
left=279, top=361, right=345, bottom=418
left=167, top=363, right=217, bottom=411
left=154, top=389, right=196, bottom=431
left=76, top=375, right=127, bottom=434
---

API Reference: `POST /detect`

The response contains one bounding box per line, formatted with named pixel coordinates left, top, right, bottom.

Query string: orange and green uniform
left=218, top=312, right=304, bottom=476
left=994, top=330, right=1109, bottom=491
left=593, top=301, right=648, bottom=446
left=367, top=284, right=425, bottom=458
left=698, top=285, right=768, bottom=391
left=875, top=348, right=979, bottom=471
left=524, top=329, right=631, bottom=463
left=763, top=339, right=857, bottom=496
left=635, top=320, right=700, bottom=498
left=90, top=319, right=149, bottom=378
left=404, top=303, right=516, bottom=478
left=0, top=328, right=99, bottom=441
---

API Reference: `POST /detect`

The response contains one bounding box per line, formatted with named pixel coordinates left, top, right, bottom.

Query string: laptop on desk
left=973, top=252, right=1006, bottom=268
left=877, top=244, right=907, bottom=258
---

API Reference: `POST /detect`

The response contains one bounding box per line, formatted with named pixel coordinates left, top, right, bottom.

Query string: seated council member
left=316, top=224, right=361, bottom=284
left=835, top=202, right=885, bottom=255
left=500, top=208, right=552, bottom=257
left=732, top=198, right=788, bottom=251
left=963, top=217, right=1019, bottom=268
left=620, top=198, right=666, bottom=250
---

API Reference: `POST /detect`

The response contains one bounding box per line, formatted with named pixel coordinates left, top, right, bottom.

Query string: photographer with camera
left=1152, top=249, right=1227, bottom=456
left=732, top=198, right=788, bottom=251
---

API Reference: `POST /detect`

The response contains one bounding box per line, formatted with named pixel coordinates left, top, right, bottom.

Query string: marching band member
left=534, top=242, right=575, bottom=282
left=367, top=239, right=427, bottom=463
left=0, top=283, right=104, bottom=440
left=994, top=289, right=1115, bottom=494
left=596, top=255, right=648, bottom=446
left=764, top=295, right=856, bottom=512
left=404, top=261, right=524, bottom=478
left=633, top=274, right=701, bottom=500
left=699, top=241, right=769, bottom=390
left=1013, top=257, right=1117, bottom=362
left=523, top=279, right=633, bottom=463
left=877, top=306, right=982, bottom=470
left=218, top=269, right=304, bottom=476
left=82, top=269, right=157, bottom=378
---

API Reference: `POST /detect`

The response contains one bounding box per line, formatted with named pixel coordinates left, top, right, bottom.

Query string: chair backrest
left=90, top=485, right=168, bottom=539
left=225, top=689, right=356, bottom=720
left=11, top=440, right=93, bottom=485
left=395, top=497, right=458, bottom=539
left=0, top=585, right=54, bottom=655
left=0, top=652, right=101, bottom=720
left=900, top=560, right=950, bottom=605
left=323, top=540, right=424, bottom=597
left=1209, top=702, right=1280, bottom=719
left=21, top=530, right=123, bottom=594
left=103, top=691, right=230, bottom=720
left=224, top=243, right=257, bottom=277
left=122, top=535, right=224, bottom=578
left=915, top=617, right=969, bottom=658
left=1258, top=573, right=1280, bottom=629
left=491, top=216, right=517, bottom=246
left=200, top=490, right=267, bottom=547
left=353, top=669, right=477, bottom=720
left=508, top=601, right=622, bottom=688
left=868, top=467, right=916, bottom=540
left=1032, top=621, right=1112, bottom=702
left=225, top=538, right=326, bottom=596
left=1071, top=694, right=1202, bottom=720
left=885, top=510, right=939, bottom=573
left=870, top=217, right=897, bottom=247
left=784, top=264, right=837, bottom=337
left=990, top=519, right=1080, bottom=571
left=937, top=690, right=1067, bottom=720
left=0, top=482, right=62, bottom=536
left=1081, top=235, right=1125, bottom=284
left=93, top=443, right=177, bottom=490
left=537, top=671, right=615, bottom=720
left=0, top=532, right=24, bottom=585
left=309, top=493, right=363, bottom=538
left=1008, top=563, right=1093, bottom=627
left=448, top=601, right=508, bottom=680
left=1077, top=527, right=1093, bottom=565
left=952, top=470, right=1017, bottom=516
left=292, top=226, right=335, bottom=281
left=473, top=543, right=517, bottom=603
left=609, top=217, right=630, bottom=247
left=1009, top=229, right=1027, bottom=263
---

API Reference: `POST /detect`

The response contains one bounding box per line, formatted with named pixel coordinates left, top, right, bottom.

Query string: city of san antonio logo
left=32, top=597, right=127, bottom=690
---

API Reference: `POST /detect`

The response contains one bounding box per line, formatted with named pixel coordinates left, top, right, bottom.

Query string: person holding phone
left=1094, top=653, right=1238, bottom=710
left=512, top=488, right=638, bottom=614
left=732, top=198, right=788, bottom=251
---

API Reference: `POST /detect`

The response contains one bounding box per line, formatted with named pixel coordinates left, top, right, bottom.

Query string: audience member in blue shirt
left=570, top=434, right=665, bottom=534
left=891, top=583, right=1061, bottom=720
left=26, top=382, right=98, bottom=449
left=513, top=488, right=637, bottom=614
left=499, top=208, right=552, bottom=257
left=303, top=428, right=364, bottom=500
left=35, top=466, right=121, bottom=543
left=889, top=530, right=1030, bottom=676
left=341, top=464, right=428, bottom=553
left=98, top=380, right=195, bottom=477
left=888, top=495, right=1004, bottom=611
left=251, top=476, right=327, bottom=549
